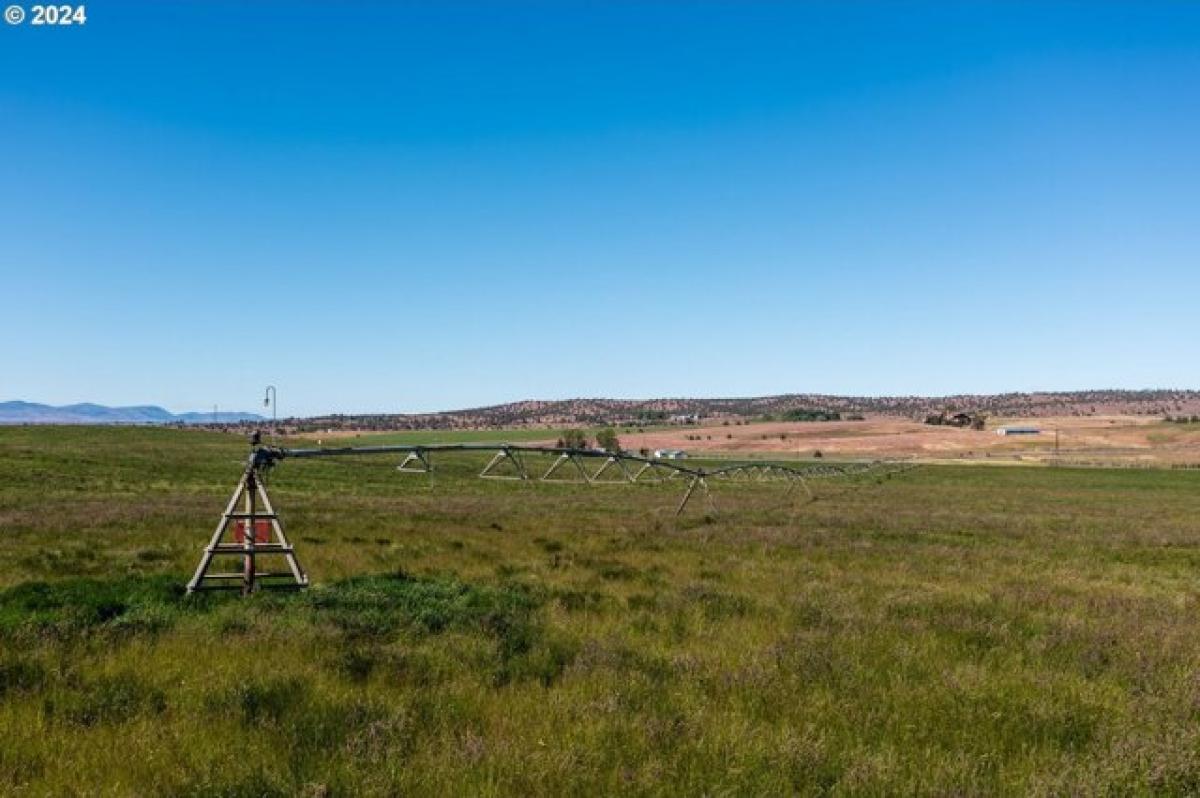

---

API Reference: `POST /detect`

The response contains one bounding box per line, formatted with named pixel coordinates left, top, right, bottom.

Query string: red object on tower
left=233, top=519, right=272, bottom=544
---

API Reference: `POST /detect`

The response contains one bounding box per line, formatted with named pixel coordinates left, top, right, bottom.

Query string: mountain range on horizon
left=0, top=401, right=263, bottom=425
left=6, top=389, right=1200, bottom=428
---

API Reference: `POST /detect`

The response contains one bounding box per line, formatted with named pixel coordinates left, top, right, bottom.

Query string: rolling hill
left=0, top=401, right=263, bottom=425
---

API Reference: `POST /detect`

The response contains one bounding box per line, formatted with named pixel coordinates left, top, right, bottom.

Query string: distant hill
left=9, top=389, right=1200, bottom=430
left=0, top=401, right=263, bottom=425
left=292, top=389, right=1200, bottom=432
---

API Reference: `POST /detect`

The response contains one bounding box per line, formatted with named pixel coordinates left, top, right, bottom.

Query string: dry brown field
left=285, top=416, right=1200, bottom=466
left=606, top=415, right=1200, bottom=466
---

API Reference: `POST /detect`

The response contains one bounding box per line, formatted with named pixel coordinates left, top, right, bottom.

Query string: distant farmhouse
left=924, top=411, right=986, bottom=430
left=668, top=414, right=700, bottom=425
left=996, top=425, right=1041, bottom=436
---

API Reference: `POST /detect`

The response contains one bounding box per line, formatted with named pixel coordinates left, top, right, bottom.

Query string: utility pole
left=264, top=385, right=277, bottom=427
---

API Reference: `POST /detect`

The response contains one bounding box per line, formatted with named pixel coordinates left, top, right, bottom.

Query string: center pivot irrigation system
left=187, top=438, right=913, bottom=594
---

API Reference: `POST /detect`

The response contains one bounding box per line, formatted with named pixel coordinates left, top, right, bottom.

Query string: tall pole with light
left=264, top=385, right=277, bottom=431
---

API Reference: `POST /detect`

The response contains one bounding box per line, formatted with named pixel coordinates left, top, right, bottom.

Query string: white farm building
left=996, top=426, right=1041, bottom=436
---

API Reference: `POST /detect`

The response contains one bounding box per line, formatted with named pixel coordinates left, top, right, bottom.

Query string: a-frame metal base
left=397, top=449, right=432, bottom=474
left=187, top=458, right=309, bottom=594
left=589, top=455, right=634, bottom=483
left=675, top=474, right=717, bottom=516
left=479, top=447, right=529, bottom=480
left=541, top=452, right=592, bottom=483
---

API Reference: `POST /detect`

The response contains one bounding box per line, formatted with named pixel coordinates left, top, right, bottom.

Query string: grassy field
left=281, top=424, right=676, bottom=448
left=285, top=427, right=562, bottom=446
left=4, top=426, right=1200, bottom=794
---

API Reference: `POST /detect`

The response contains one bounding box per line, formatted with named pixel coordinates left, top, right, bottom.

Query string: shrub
left=783, top=409, right=841, bottom=422
left=595, top=428, right=621, bottom=453
left=560, top=429, right=589, bottom=449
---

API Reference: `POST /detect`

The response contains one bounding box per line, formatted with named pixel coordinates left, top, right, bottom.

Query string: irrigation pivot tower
left=186, top=435, right=308, bottom=594
left=186, top=435, right=911, bottom=594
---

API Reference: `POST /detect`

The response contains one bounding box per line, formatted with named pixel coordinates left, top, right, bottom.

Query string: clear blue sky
left=2, top=2, right=1198, bottom=416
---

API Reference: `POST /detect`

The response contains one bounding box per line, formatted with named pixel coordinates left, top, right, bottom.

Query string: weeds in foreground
left=4, top=426, right=1200, bottom=794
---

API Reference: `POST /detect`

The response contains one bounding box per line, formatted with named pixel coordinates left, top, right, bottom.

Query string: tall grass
left=2, top=426, right=1200, bottom=793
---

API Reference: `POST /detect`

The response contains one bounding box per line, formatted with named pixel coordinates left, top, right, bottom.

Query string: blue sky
left=2, top=2, right=1198, bottom=416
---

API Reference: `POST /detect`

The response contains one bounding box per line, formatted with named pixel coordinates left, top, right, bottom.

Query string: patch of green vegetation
left=780, top=408, right=842, bottom=422
left=0, top=574, right=195, bottom=637
left=294, top=427, right=560, bottom=446
left=297, top=571, right=540, bottom=638
left=4, top=425, right=1200, bottom=793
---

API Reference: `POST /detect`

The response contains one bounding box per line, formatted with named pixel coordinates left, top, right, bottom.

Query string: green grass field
left=288, top=427, right=561, bottom=446
left=4, top=426, right=1200, bottom=794
left=283, top=424, right=676, bottom=448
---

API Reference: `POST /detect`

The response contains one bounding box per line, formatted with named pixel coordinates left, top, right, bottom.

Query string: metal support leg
left=702, top=478, right=717, bottom=515
left=542, top=454, right=569, bottom=480
left=255, top=476, right=308, bottom=587
left=186, top=468, right=250, bottom=593
left=480, top=448, right=528, bottom=480
left=676, top=475, right=701, bottom=516
left=592, top=456, right=629, bottom=483
left=243, top=469, right=257, bottom=595
left=591, top=457, right=615, bottom=481
left=510, top=449, right=528, bottom=480
left=397, top=449, right=431, bottom=473
left=795, top=474, right=813, bottom=500
left=543, top=453, right=591, bottom=483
